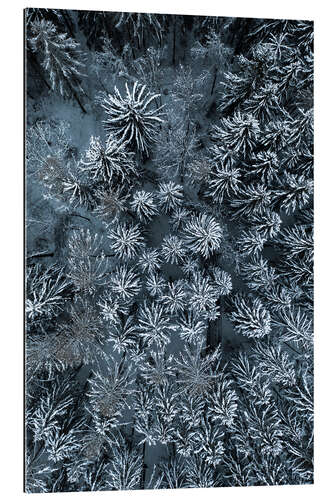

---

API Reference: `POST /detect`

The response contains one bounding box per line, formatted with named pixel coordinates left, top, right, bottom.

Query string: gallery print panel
left=24, top=7, right=313, bottom=493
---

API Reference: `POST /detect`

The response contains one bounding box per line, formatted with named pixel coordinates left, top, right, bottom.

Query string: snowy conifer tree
left=107, top=222, right=145, bottom=261
left=181, top=214, right=223, bottom=258
left=102, top=82, right=164, bottom=155
left=230, top=294, right=271, bottom=338
left=81, top=135, right=137, bottom=186
left=29, top=20, right=86, bottom=111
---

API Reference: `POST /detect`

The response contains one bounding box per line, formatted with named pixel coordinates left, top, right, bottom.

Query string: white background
left=0, top=0, right=331, bottom=498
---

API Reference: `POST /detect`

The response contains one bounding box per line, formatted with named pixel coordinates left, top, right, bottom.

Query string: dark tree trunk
left=61, top=10, right=75, bottom=38
left=180, top=117, right=191, bottom=184
left=126, top=24, right=136, bottom=59
left=233, top=19, right=253, bottom=55
left=27, top=46, right=51, bottom=91
left=205, top=254, right=221, bottom=349
left=141, top=442, right=147, bottom=489
left=27, top=251, right=54, bottom=260
left=211, top=65, right=218, bottom=95
left=65, top=78, right=86, bottom=113
left=172, top=17, right=177, bottom=66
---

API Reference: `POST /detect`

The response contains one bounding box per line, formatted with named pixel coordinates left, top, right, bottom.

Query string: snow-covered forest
left=25, top=8, right=314, bottom=493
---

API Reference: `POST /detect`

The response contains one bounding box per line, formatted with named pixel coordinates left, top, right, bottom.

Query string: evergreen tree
left=102, top=82, right=164, bottom=155
left=230, top=294, right=271, bottom=338
left=29, top=20, right=86, bottom=111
